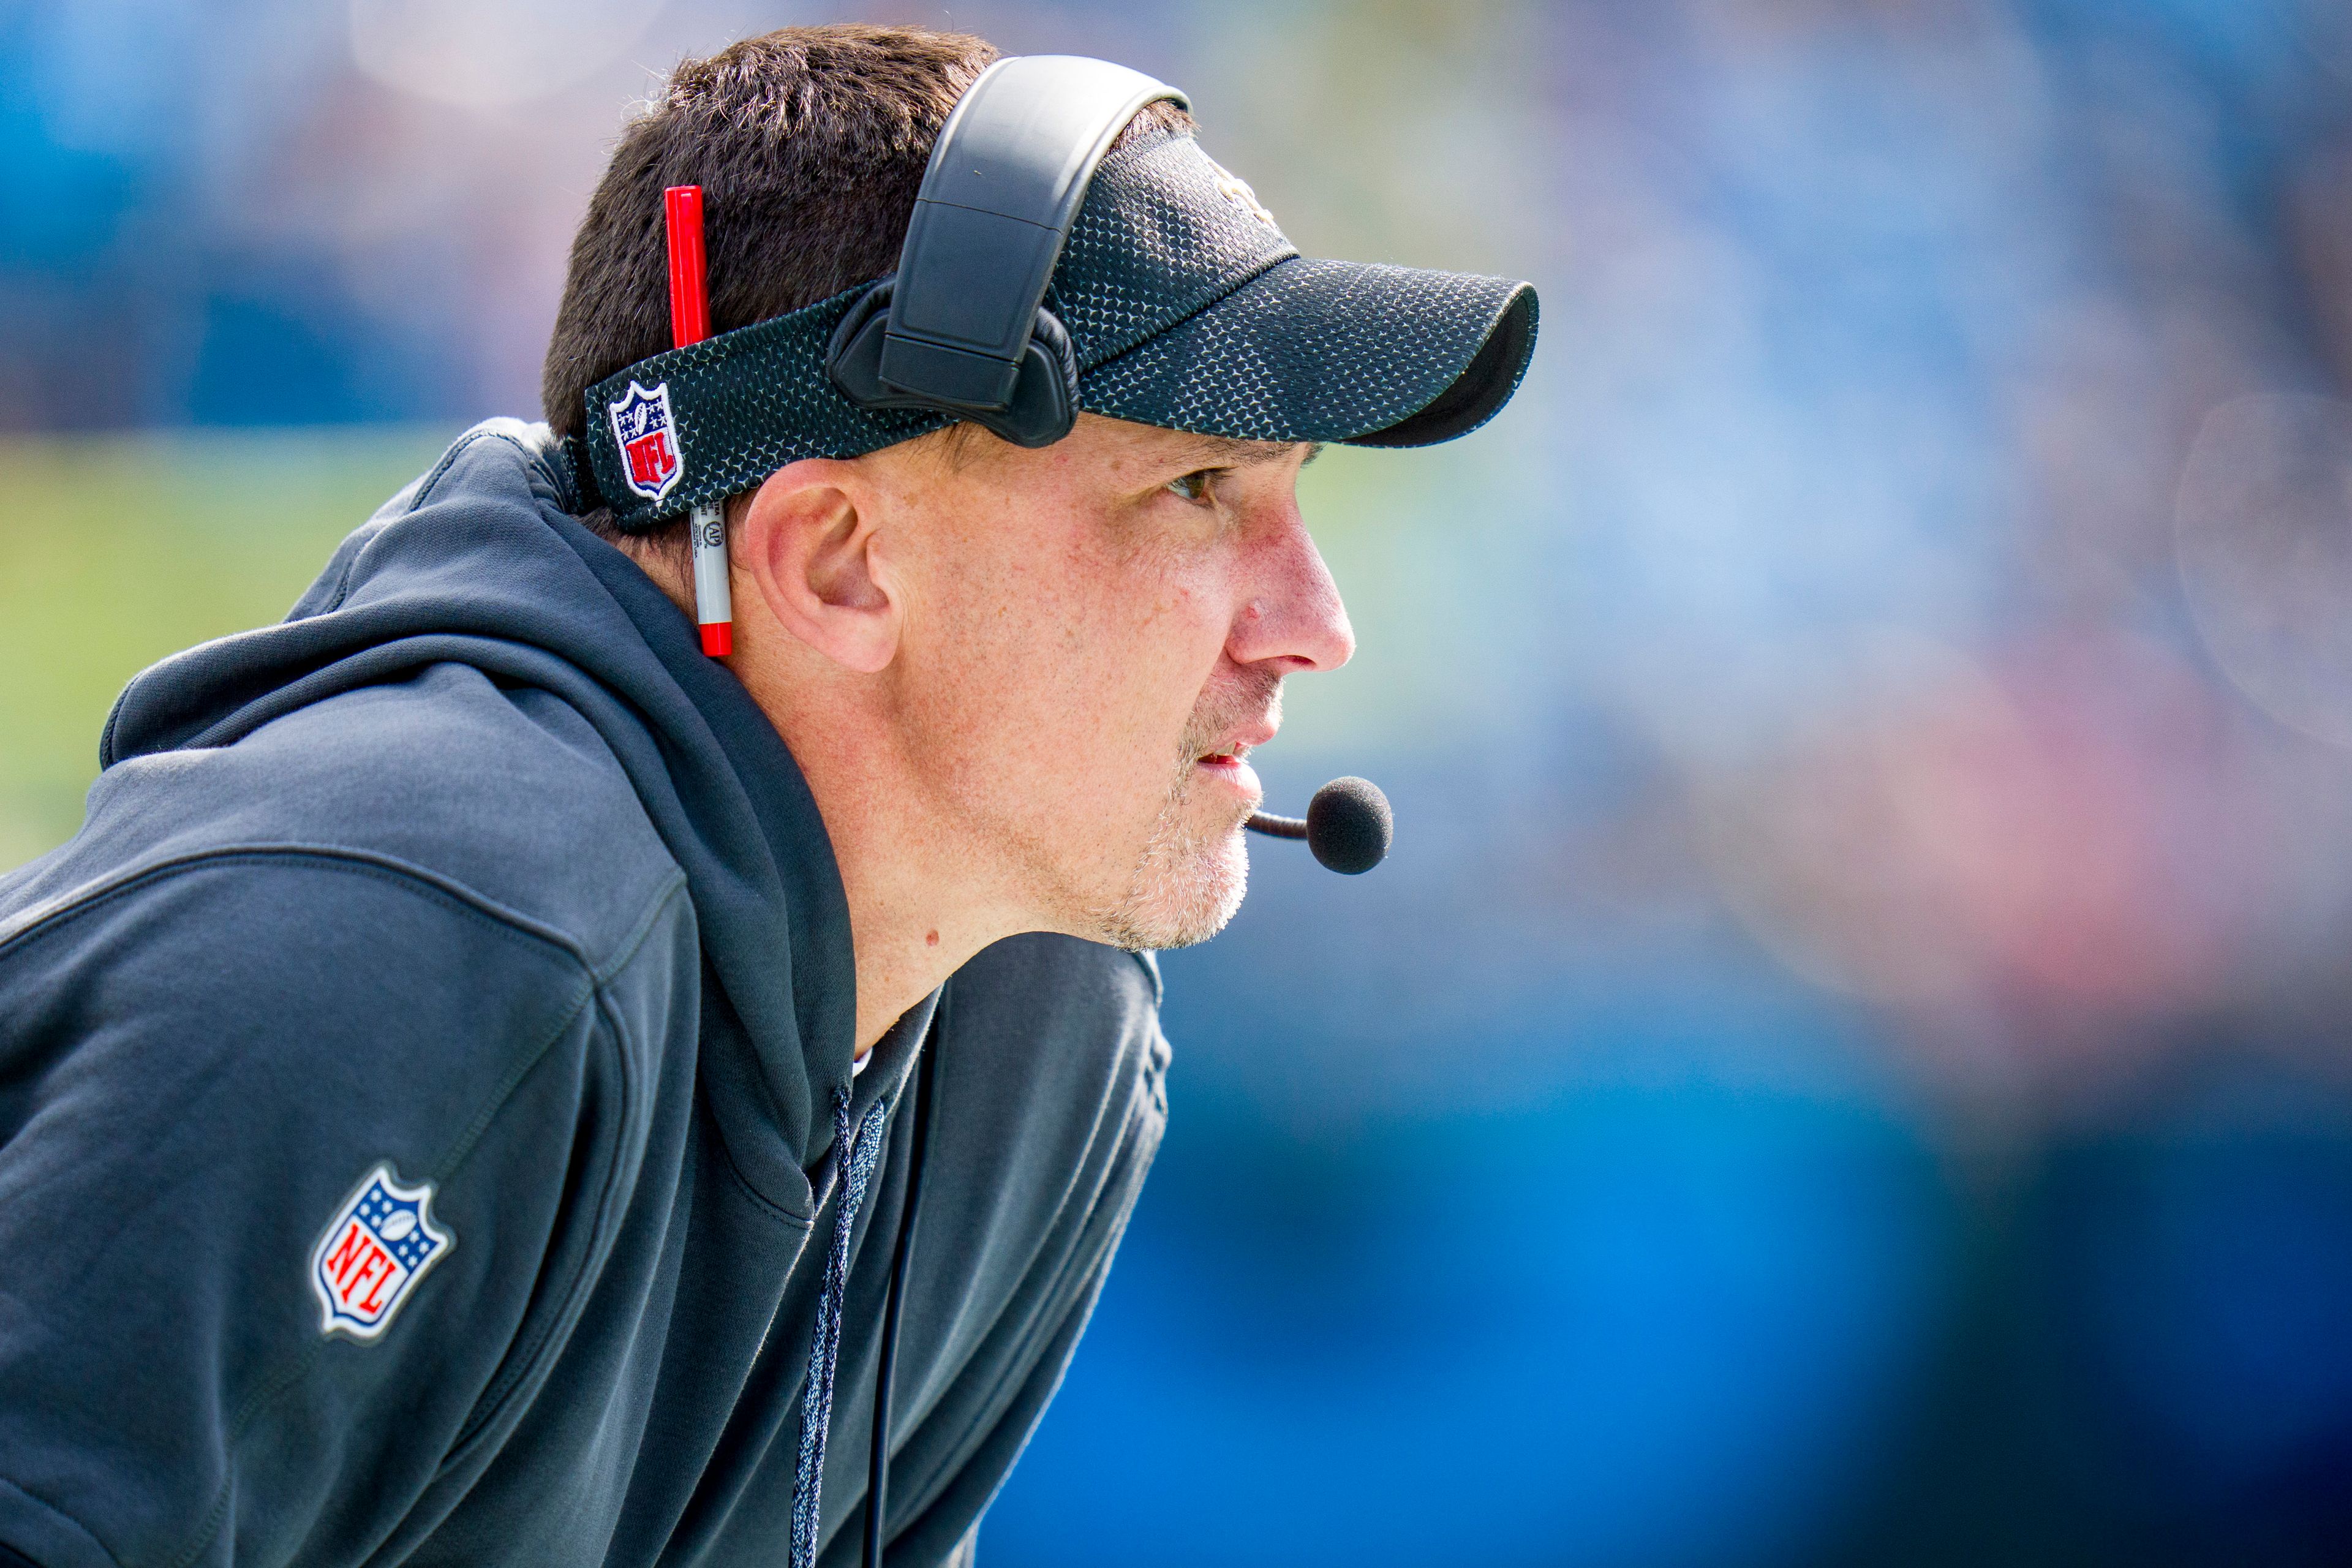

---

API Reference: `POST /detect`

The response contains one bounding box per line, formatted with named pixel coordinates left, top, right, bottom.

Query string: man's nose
left=1229, top=511, right=1356, bottom=674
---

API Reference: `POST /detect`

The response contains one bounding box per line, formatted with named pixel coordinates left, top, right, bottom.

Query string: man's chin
left=1084, top=812, right=1251, bottom=952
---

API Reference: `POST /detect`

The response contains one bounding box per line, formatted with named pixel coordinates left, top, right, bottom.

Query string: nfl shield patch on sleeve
left=310, top=1164, right=453, bottom=1340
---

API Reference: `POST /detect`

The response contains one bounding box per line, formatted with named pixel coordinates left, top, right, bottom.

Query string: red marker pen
left=665, top=184, right=733, bottom=658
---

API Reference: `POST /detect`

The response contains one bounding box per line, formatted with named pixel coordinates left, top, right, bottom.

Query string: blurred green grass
left=0, top=428, right=455, bottom=872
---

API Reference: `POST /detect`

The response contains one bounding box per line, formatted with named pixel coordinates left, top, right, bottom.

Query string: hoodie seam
left=408, top=428, right=535, bottom=516
left=432, top=871, right=683, bottom=1194
left=0, top=842, right=671, bottom=980
left=437, top=875, right=691, bottom=1452
left=0, top=1472, right=129, bottom=1568
left=717, top=1126, right=821, bottom=1228
left=585, top=867, right=693, bottom=987
left=443, top=975, right=639, bottom=1453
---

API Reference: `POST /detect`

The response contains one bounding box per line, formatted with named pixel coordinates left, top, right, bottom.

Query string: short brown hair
left=543, top=24, right=1192, bottom=545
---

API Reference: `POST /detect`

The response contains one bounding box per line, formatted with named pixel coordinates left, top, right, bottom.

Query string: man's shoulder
left=23, top=661, right=685, bottom=973
left=0, top=666, right=696, bottom=1178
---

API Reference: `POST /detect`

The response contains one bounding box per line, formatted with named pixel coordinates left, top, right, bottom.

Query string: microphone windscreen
left=1305, top=777, right=1393, bottom=874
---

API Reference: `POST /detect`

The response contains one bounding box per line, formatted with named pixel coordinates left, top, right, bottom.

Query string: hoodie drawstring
left=791, top=1087, right=888, bottom=1568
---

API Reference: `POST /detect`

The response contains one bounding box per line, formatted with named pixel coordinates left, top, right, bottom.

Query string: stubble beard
left=1085, top=671, right=1282, bottom=952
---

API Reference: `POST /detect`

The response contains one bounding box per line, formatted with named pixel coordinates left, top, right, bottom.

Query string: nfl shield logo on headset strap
left=310, top=1163, right=453, bottom=1341
left=609, top=379, right=685, bottom=503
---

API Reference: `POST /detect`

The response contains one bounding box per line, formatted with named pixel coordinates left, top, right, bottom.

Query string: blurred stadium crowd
left=7, top=0, right=2352, bottom=1562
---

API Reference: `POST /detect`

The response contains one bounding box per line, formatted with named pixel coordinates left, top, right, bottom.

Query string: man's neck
left=616, top=537, right=1026, bottom=1055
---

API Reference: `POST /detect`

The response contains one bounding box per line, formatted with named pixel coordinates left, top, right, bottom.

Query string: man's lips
left=1193, top=720, right=1277, bottom=802
left=1192, top=752, right=1261, bottom=805
left=1196, top=719, right=1278, bottom=761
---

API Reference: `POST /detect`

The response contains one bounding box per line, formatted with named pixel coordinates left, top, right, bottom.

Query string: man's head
left=543, top=26, right=1311, bottom=949
left=543, top=26, right=1529, bottom=959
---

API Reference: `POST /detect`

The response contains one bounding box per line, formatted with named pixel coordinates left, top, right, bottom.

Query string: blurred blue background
left=9, top=0, right=2352, bottom=1562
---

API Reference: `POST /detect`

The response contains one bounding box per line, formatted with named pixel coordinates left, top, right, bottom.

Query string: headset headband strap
left=877, top=55, right=1187, bottom=413
left=571, top=284, right=944, bottom=524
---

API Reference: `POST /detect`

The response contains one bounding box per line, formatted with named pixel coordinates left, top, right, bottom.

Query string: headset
left=824, top=55, right=1186, bottom=448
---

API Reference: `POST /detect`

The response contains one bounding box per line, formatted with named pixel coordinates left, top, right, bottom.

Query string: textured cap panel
left=1080, top=259, right=1537, bottom=443
left=1055, top=127, right=1298, bottom=369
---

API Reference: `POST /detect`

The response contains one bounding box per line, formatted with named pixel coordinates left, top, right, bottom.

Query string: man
left=0, top=24, right=1533, bottom=1568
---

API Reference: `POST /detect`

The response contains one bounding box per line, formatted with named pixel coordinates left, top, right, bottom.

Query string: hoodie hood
left=101, top=418, right=856, bottom=1178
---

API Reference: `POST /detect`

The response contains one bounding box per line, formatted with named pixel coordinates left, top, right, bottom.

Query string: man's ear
left=735, top=459, right=902, bottom=675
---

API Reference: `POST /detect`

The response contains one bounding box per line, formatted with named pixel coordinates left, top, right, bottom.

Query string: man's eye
left=1166, top=470, right=1216, bottom=505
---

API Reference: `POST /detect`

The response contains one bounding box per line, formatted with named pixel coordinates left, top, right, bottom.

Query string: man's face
left=866, top=414, right=1355, bottom=949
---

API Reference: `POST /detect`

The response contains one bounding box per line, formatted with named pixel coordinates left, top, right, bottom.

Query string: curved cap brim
left=1076, top=256, right=1539, bottom=448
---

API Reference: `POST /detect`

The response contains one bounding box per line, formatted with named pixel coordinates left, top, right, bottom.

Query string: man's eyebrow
left=1171, top=434, right=1325, bottom=468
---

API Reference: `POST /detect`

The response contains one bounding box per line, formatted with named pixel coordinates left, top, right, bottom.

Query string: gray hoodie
left=0, top=420, right=1167, bottom=1568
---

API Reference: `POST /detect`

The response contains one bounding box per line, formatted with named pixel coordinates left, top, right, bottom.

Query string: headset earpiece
left=824, top=279, right=899, bottom=407
left=827, top=277, right=1079, bottom=448
left=997, top=307, right=1078, bottom=448
left=817, top=56, right=1183, bottom=454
